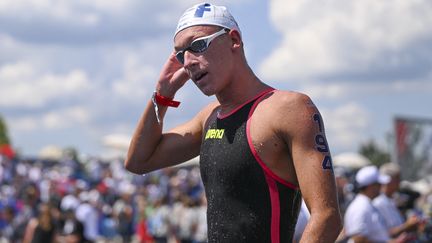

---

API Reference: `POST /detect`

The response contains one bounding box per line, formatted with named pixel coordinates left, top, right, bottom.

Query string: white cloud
left=0, top=62, right=91, bottom=107
left=389, top=78, right=432, bottom=93
left=260, top=0, right=432, bottom=81
left=302, top=76, right=432, bottom=100
left=9, top=106, right=91, bottom=131
left=0, top=0, right=134, bottom=18
left=321, top=103, right=370, bottom=151
left=9, top=117, right=38, bottom=132
left=0, top=0, right=101, bottom=26
left=0, top=33, right=16, bottom=48
left=111, top=54, right=158, bottom=101
left=0, top=1, right=205, bottom=44
left=42, top=107, right=90, bottom=129
left=302, top=83, right=347, bottom=100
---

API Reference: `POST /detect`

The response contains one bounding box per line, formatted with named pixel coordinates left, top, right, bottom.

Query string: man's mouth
left=193, top=72, right=208, bottom=82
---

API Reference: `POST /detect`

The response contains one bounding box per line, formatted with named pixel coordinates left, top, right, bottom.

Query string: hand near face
left=156, top=53, right=190, bottom=97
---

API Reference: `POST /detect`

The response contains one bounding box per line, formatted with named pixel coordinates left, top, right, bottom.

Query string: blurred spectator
left=293, top=199, right=310, bottom=243
left=75, top=190, right=100, bottom=242
left=112, top=182, right=135, bottom=243
left=373, top=162, right=421, bottom=239
left=344, top=165, right=394, bottom=242
left=396, top=185, right=422, bottom=218
left=334, top=167, right=355, bottom=217
left=22, top=202, right=56, bottom=243
left=20, top=182, right=41, bottom=220
left=176, top=195, right=195, bottom=243
left=57, top=209, right=87, bottom=243
left=60, top=180, right=83, bottom=213
left=147, top=196, right=171, bottom=243
left=134, top=194, right=153, bottom=243
left=0, top=205, right=21, bottom=242
left=191, top=193, right=207, bottom=243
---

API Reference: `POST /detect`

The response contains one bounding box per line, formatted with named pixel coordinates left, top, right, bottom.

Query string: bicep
left=283, top=100, right=338, bottom=215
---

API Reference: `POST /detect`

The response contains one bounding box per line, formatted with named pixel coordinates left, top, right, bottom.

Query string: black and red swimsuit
left=200, top=89, right=302, bottom=243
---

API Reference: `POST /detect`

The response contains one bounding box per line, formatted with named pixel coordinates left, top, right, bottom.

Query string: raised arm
left=125, top=53, right=207, bottom=174
left=280, top=93, right=342, bottom=242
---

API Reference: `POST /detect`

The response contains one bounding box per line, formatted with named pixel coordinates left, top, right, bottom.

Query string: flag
left=0, top=144, right=15, bottom=159
left=394, top=116, right=432, bottom=181
left=0, top=116, right=15, bottom=159
left=395, top=119, right=408, bottom=157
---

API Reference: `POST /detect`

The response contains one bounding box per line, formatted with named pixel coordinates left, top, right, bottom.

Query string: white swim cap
left=174, top=2, right=241, bottom=38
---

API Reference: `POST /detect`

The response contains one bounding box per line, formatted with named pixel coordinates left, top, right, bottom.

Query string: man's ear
left=228, top=29, right=242, bottom=49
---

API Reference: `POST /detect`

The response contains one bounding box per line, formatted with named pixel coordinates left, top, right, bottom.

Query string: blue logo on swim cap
left=194, top=3, right=211, bottom=17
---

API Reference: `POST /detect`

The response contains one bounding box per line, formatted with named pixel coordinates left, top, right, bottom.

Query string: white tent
left=39, top=145, right=64, bottom=160
left=333, top=152, right=371, bottom=169
left=102, top=134, right=131, bottom=150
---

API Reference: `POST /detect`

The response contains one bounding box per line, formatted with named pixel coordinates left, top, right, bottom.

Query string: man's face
left=387, top=173, right=400, bottom=193
left=370, top=182, right=382, bottom=198
left=174, top=26, right=233, bottom=96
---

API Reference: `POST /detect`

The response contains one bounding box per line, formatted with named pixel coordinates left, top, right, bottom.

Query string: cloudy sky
left=1, top=0, right=431, bottom=158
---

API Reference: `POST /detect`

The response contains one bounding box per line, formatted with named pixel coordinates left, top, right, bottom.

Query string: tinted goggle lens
left=175, top=39, right=207, bottom=64
left=175, top=51, right=185, bottom=64
left=190, top=39, right=208, bottom=52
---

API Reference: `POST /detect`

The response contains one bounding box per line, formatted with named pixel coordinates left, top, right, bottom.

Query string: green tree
left=359, top=140, right=391, bottom=167
left=0, top=115, right=11, bottom=145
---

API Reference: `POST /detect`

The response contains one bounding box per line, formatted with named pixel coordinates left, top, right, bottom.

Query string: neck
left=360, top=190, right=376, bottom=200
left=215, top=65, right=271, bottom=115
left=383, top=188, right=394, bottom=197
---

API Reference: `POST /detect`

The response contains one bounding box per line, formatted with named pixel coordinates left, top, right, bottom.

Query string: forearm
left=299, top=209, right=342, bottom=243
left=389, top=223, right=417, bottom=239
left=125, top=99, right=168, bottom=174
left=125, top=53, right=189, bottom=174
left=389, top=224, right=406, bottom=238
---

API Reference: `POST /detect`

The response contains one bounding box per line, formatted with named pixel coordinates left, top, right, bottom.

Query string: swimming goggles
left=175, top=28, right=229, bottom=64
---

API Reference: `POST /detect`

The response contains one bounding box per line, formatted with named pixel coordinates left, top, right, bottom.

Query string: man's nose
left=182, top=51, right=199, bottom=68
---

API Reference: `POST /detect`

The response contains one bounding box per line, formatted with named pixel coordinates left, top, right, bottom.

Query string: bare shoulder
left=168, top=100, right=220, bottom=136
left=268, top=90, right=315, bottom=111
left=260, top=90, right=319, bottom=129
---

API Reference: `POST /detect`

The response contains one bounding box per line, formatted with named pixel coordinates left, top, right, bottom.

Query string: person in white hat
left=344, top=165, right=408, bottom=242
left=125, top=2, right=341, bottom=242
left=373, top=163, right=422, bottom=239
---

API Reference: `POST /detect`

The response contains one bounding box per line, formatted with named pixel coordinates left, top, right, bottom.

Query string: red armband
left=153, top=92, right=181, bottom=107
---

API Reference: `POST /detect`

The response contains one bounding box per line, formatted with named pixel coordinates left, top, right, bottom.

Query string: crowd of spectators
left=0, top=152, right=207, bottom=243
left=1, top=150, right=431, bottom=243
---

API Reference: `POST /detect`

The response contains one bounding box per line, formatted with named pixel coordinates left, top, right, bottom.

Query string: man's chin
left=197, top=87, right=215, bottom=97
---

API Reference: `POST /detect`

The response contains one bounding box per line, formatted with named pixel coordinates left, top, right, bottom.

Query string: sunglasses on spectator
left=175, top=28, right=229, bottom=64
